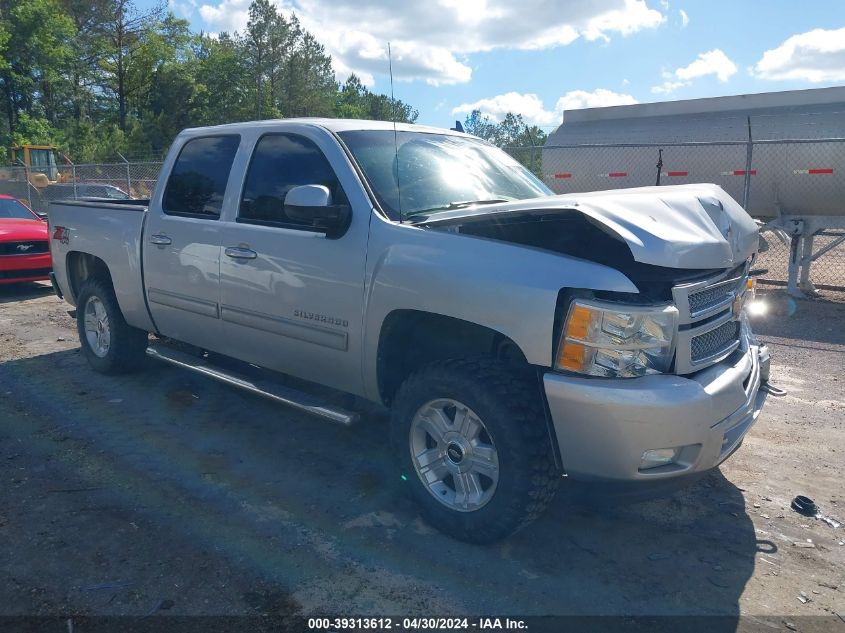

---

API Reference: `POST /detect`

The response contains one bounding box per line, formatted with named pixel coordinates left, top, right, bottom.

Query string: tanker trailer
left=543, top=86, right=845, bottom=296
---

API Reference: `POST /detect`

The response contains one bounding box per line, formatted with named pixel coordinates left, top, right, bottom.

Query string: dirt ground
left=1, top=282, right=844, bottom=624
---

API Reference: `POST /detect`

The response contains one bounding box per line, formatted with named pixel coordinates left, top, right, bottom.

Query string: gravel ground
left=1, top=282, right=844, bottom=623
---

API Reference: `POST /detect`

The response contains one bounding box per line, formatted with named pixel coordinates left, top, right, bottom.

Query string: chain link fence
left=505, top=139, right=845, bottom=297
left=1, top=141, right=842, bottom=296
left=0, top=162, right=163, bottom=217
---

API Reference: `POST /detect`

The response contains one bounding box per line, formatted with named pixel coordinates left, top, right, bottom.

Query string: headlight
left=556, top=300, right=678, bottom=378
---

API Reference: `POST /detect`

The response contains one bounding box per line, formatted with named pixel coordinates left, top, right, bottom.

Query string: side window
left=163, top=135, right=239, bottom=218
left=239, top=133, right=347, bottom=228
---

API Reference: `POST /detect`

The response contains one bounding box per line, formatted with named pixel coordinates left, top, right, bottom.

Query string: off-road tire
left=76, top=278, right=149, bottom=374
left=391, top=357, right=559, bottom=543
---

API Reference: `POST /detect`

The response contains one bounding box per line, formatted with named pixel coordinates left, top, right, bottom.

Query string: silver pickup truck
left=48, top=119, right=772, bottom=542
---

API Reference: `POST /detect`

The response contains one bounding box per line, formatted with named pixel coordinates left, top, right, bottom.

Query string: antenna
left=388, top=42, right=402, bottom=222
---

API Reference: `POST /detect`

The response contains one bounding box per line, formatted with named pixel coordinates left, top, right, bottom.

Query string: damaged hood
left=417, top=183, right=759, bottom=270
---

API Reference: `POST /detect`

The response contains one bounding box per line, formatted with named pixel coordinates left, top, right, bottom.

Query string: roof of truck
left=180, top=118, right=468, bottom=137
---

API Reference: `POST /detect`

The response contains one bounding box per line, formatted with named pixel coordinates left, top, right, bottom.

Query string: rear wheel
left=76, top=278, right=148, bottom=374
left=391, top=357, right=559, bottom=543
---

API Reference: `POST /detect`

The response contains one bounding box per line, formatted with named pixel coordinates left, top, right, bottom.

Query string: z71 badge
left=52, top=226, right=70, bottom=244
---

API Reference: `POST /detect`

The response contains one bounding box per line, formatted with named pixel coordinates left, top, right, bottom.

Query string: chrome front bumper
left=543, top=326, right=769, bottom=483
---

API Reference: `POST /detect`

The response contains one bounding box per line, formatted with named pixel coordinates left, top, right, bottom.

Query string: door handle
left=225, top=246, right=258, bottom=260
left=149, top=234, right=172, bottom=246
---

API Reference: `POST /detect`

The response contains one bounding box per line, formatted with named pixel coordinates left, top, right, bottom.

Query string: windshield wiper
left=409, top=199, right=510, bottom=217
left=444, top=198, right=509, bottom=210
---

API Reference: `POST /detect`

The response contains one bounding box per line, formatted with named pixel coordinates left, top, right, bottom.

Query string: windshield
left=337, top=130, right=551, bottom=220
left=29, top=148, right=59, bottom=180
left=0, top=198, right=37, bottom=220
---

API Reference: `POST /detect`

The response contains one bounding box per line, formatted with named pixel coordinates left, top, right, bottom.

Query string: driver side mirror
left=284, top=185, right=351, bottom=238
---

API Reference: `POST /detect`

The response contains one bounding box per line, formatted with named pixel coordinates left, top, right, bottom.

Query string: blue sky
left=152, top=0, right=845, bottom=129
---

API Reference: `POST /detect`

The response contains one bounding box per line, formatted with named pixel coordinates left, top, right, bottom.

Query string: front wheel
left=390, top=358, right=559, bottom=543
left=75, top=278, right=149, bottom=374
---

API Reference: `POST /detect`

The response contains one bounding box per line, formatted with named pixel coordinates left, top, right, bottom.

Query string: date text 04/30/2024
left=307, top=617, right=528, bottom=630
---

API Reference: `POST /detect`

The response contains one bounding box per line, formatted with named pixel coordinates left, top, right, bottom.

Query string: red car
left=0, top=194, right=52, bottom=284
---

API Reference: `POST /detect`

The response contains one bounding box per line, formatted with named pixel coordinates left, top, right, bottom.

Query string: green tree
left=0, top=0, right=74, bottom=136
left=1, top=0, right=422, bottom=162
left=143, top=62, right=197, bottom=154
left=281, top=28, right=337, bottom=117
left=127, top=13, right=194, bottom=130
left=97, top=0, right=164, bottom=130
left=193, top=32, right=253, bottom=126
left=336, top=74, right=418, bottom=123
left=7, top=112, right=63, bottom=147
left=462, top=109, right=497, bottom=141
left=0, top=14, right=8, bottom=72
left=244, top=0, right=272, bottom=118
left=463, top=110, right=546, bottom=176
left=58, top=0, right=112, bottom=123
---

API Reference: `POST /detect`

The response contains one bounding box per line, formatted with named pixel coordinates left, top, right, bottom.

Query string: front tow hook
left=760, top=382, right=787, bottom=397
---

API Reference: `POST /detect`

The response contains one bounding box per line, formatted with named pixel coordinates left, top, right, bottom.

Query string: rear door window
left=163, top=135, right=240, bottom=218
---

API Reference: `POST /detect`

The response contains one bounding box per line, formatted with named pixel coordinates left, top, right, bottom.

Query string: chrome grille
left=688, top=282, right=737, bottom=316
left=672, top=260, right=750, bottom=374
left=691, top=320, right=740, bottom=364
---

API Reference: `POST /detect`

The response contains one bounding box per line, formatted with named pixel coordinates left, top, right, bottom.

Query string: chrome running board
left=146, top=344, right=358, bottom=426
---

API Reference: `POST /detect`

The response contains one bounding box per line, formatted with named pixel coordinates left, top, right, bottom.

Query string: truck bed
left=48, top=198, right=157, bottom=333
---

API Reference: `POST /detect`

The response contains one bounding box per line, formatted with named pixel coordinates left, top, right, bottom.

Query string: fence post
left=23, top=165, right=33, bottom=209
left=71, top=163, right=78, bottom=199
left=655, top=148, right=663, bottom=186
left=742, top=116, right=753, bottom=210
left=118, top=152, right=131, bottom=196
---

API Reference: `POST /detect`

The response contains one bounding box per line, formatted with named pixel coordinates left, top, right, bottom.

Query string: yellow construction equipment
left=8, top=145, right=70, bottom=184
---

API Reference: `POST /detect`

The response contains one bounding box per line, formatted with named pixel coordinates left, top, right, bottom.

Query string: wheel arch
left=64, top=250, right=156, bottom=333
left=376, top=309, right=564, bottom=473
left=66, top=251, right=114, bottom=303
left=376, top=309, right=530, bottom=406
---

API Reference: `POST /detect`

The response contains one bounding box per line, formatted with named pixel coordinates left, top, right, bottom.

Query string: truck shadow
left=0, top=281, right=53, bottom=304
left=1, top=348, right=759, bottom=620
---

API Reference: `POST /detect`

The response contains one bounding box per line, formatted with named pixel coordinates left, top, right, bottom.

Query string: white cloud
left=196, top=0, right=666, bottom=85
left=679, top=9, right=689, bottom=27
left=169, top=0, right=197, bottom=19
left=752, top=27, right=845, bottom=82
left=650, top=48, right=736, bottom=94
left=198, top=0, right=250, bottom=32
left=326, top=31, right=472, bottom=87
left=581, top=0, right=665, bottom=42
left=651, top=79, right=688, bottom=95
left=452, top=92, right=559, bottom=126
left=452, top=89, right=638, bottom=126
left=675, top=49, right=737, bottom=82
left=554, top=89, right=638, bottom=112
left=651, top=69, right=689, bottom=94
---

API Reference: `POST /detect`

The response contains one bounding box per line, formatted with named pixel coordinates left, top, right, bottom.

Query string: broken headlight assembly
left=556, top=300, right=678, bottom=378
